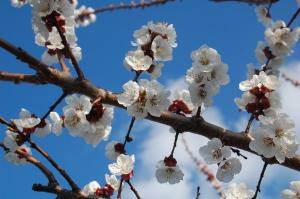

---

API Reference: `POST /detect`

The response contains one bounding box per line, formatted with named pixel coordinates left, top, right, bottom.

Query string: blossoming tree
left=0, top=0, right=300, bottom=199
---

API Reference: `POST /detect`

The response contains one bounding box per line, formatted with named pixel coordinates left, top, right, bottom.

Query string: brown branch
left=41, top=92, right=68, bottom=121
left=29, top=141, right=80, bottom=192
left=181, top=136, right=224, bottom=197
left=32, top=184, right=85, bottom=199
left=58, top=52, right=70, bottom=75
left=210, top=0, right=279, bottom=5
left=282, top=73, right=300, bottom=87
left=126, top=180, right=141, bottom=199
left=287, top=7, right=300, bottom=28
left=52, top=16, right=85, bottom=80
left=0, top=71, right=45, bottom=84
left=117, top=178, right=124, bottom=199
left=1, top=38, right=300, bottom=172
left=91, top=0, right=176, bottom=15
left=252, top=162, right=268, bottom=199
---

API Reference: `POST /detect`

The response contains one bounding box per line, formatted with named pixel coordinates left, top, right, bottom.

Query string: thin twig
left=117, top=179, right=124, bottom=199
left=287, top=8, right=300, bottom=28
left=91, top=0, right=176, bottom=15
left=252, top=162, right=268, bottom=199
left=41, top=92, right=68, bottom=121
left=57, top=52, right=70, bottom=74
left=282, top=73, right=300, bottom=87
left=170, top=129, right=180, bottom=157
left=231, top=147, right=248, bottom=159
left=195, top=106, right=201, bottom=118
left=196, top=186, right=200, bottom=199
left=29, top=141, right=80, bottom=192
left=181, top=136, right=224, bottom=197
left=53, top=16, right=85, bottom=80
left=126, top=180, right=141, bottom=199
left=244, top=114, right=255, bottom=136
left=123, top=117, right=136, bottom=148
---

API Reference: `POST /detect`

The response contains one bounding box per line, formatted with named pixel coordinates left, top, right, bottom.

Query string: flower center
left=263, top=137, right=275, bottom=147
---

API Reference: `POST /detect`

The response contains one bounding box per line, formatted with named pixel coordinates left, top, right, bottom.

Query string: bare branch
left=29, top=141, right=80, bottom=192
left=126, top=180, right=141, bottom=199
left=0, top=71, right=46, bottom=84
left=252, top=162, right=268, bottom=199
left=32, top=184, right=85, bottom=199
left=40, top=92, right=68, bottom=121
left=210, top=0, right=279, bottom=5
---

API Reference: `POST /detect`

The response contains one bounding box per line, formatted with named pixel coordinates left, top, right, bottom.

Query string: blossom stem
left=41, top=92, right=68, bottom=121
left=57, top=52, right=70, bottom=74
left=195, top=186, right=200, bottom=199
left=170, top=129, right=180, bottom=157
left=117, top=178, right=124, bottom=199
left=126, top=180, right=141, bottom=199
left=244, top=114, right=255, bottom=135
left=29, top=140, right=80, bottom=192
left=287, top=8, right=300, bottom=28
left=252, top=162, right=268, bottom=199
left=123, top=117, right=136, bottom=148
left=230, top=147, right=248, bottom=159
left=133, top=71, right=142, bottom=82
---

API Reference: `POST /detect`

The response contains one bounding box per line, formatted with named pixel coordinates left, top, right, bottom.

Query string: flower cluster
left=235, top=71, right=280, bottom=120
left=52, top=94, right=114, bottom=147
left=199, top=138, right=241, bottom=182
left=74, top=5, right=96, bottom=27
left=11, top=0, right=81, bottom=65
left=185, top=45, right=229, bottom=107
left=281, top=181, right=300, bottom=199
left=82, top=175, right=119, bottom=199
left=118, top=79, right=170, bottom=119
left=250, top=113, right=298, bottom=163
left=155, top=156, right=184, bottom=184
left=124, top=21, right=177, bottom=79
left=255, top=9, right=300, bottom=74
left=223, top=182, right=254, bottom=199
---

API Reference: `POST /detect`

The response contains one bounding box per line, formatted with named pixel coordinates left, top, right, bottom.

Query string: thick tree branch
left=32, top=184, right=85, bottom=199
left=1, top=39, right=300, bottom=172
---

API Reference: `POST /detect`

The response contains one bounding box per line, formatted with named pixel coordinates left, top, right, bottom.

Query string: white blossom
left=82, top=181, right=101, bottom=197
left=49, top=112, right=63, bottom=136
left=124, top=49, right=152, bottom=71
left=188, top=83, right=219, bottom=107
left=63, top=94, right=92, bottom=114
left=119, top=79, right=170, bottom=119
left=108, top=154, right=135, bottom=176
left=239, top=71, right=279, bottom=91
left=105, top=174, right=119, bottom=190
left=151, top=35, right=173, bottom=61
left=281, top=181, right=300, bottom=199
left=75, top=6, right=96, bottom=27
left=249, top=113, right=298, bottom=163
left=105, top=141, right=123, bottom=161
left=5, top=145, right=32, bottom=165
left=3, top=130, right=19, bottom=151
left=155, top=160, right=184, bottom=184
left=255, top=6, right=272, bottom=27
left=224, top=183, right=255, bottom=199
left=265, top=20, right=300, bottom=57
left=199, top=138, right=231, bottom=164
left=63, top=108, right=90, bottom=136
left=216, top=157, right=242, bottom=183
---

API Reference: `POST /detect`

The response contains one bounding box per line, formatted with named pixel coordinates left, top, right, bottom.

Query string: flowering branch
left=0, top=38, right=299, bottom=172
left=252, top=162, right=268, bottom=199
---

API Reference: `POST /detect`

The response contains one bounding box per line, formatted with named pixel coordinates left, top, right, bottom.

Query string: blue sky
left=0, top=0, right=300, bottom=198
